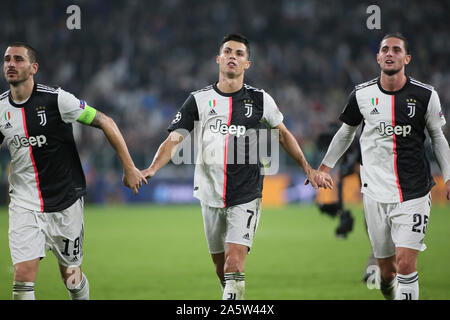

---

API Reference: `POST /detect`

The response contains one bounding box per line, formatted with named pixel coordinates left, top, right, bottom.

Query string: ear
left=30, top=62, right=39, bottom=76
left=216, top=55, right=220, bottom=65
left=404, top=54, right=411, bottom=65
left=376, top=53, right=381, bottom=65
left=244, top=60, right=252, bottom=70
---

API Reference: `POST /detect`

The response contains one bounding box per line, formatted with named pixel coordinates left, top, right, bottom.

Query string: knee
left=14, top=263, right=37, bottom=282
left=224, top=255, right=244, bottom=273
left=396, top=257, right=416, bottom=275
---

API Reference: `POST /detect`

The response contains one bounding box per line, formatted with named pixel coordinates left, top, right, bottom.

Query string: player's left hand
left=122, top=167, right=148, bottom=195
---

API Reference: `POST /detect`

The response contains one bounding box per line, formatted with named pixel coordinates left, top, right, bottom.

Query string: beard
left=382, top=67, right=401, bottom=76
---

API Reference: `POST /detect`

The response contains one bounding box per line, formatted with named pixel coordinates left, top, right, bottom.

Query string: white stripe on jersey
left=410, top=79, right=433, bottom=91
left=36, top=84, right=59, bottom=92
left=356, top=78, right=378, bottom=90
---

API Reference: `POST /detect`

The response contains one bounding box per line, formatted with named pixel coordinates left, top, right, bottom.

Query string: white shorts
left=8, top=198, right=85, bottom=267
left=363, top=193, right=431, bottom=259
left=201, top=198, right=262, bottom=254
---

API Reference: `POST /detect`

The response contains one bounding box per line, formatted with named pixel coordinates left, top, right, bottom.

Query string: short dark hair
left=7, top=42, right=38, bottom=63
left=219, top=34, right=251, bottom=58
left=379, top=33, right=410, bottom=55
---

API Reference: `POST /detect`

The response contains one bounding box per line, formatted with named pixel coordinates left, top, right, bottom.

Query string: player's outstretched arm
left=276, top=122, right=333, bottom=189
left=89, top=110, right=147, bottom=195
left=141, top=131, right=184, bottom=180
left=427, top=126, right=450, bottom=200
left=305, top=123, right=358, bottom=187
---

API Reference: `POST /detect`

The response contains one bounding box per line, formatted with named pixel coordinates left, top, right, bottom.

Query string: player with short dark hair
left=141, top=34, right=333, bottom=300
left=312, top=33, right=450, bottom=300
left=2, top=42, right=147, bottom=300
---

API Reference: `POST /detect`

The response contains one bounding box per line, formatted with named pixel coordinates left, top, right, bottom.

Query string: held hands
left=122, top=167, right=148, bottom=195
left=304, top=165, right=334, bottom=190
left=140, top=167, right=156, bottom=181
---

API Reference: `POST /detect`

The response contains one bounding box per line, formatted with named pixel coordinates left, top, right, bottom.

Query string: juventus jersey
left=0, top=83, right=87, bottom=212
left=340, top=76, right=446, bottom=203
left=168, top=83, right=283, bottom=208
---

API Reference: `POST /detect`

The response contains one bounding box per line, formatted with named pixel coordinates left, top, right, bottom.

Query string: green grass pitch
left=0, top=203, right=449, bottom=300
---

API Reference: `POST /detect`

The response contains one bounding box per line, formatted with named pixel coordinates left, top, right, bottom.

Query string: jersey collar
left=377, top=75, right=410, bottom=95
left=9, top=83, right=37, bottom=108
left=213, top=82, right=245, bottom=97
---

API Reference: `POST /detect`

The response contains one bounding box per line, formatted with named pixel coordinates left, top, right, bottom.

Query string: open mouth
left=227, top=61, right=237, bottom=67
left=385, top=60, right=394, bottom=65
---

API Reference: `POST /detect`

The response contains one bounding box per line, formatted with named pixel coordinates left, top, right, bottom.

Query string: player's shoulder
left=354, top=77, right=379, bottom=91
left=243, top=83, right=265, bottom=94
left=0, top=90, right=9, bottom=102
left=36, top=83, right=60, bottom=95
left=190, top=84, right=214, bottom=96
left=409, top=77, right=434, bottom=92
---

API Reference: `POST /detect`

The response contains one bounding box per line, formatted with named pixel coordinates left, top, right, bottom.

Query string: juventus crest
left=244, top=99, right=253, bottom=118
left=406, top=98, right=416, bottom=118
left=36, top=108, right=47, bottom=126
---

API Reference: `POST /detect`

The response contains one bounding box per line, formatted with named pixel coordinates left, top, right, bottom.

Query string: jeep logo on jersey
left=377, top=122, right=411, bottom=137
left=210, top=119, right=246, bottom=137
left=12, top=134, right=47, bottom=148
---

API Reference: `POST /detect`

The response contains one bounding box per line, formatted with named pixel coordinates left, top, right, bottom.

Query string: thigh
left=390, top=193, right=431, bottom=252
left=8, top=204, right=46, bottom=265
left=226, top=198, right=261, bottom=252
left=201, top=202, right=227, bottom=254
left=363, top=195, right=395, bottom=259
left=45, top=198, right=85, bottom=267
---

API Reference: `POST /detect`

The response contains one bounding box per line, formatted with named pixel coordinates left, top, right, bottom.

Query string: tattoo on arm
left=90, top=110, right=104, bottom=129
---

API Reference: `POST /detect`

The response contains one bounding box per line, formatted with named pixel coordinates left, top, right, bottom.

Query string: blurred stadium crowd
left=0, top=0, right=448, bottom=204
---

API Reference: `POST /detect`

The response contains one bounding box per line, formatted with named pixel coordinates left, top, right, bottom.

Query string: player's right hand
left=123, top=167, right=148, bottom=195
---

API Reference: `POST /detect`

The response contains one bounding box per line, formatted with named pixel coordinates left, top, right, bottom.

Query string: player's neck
left=217, top=74, right=244, bottom=94
left=10, top=78, right=34, bottom=102
left=379, top=71, right=407, bottom=92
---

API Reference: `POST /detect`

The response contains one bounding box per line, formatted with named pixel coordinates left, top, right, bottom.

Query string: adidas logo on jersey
left=243, top=233, right=250, bottom=240
left=370, top=108, right=380, bottom=115
left=4, top=122, right=12, bottom=129
left=208, top=109, right=217, bottom=116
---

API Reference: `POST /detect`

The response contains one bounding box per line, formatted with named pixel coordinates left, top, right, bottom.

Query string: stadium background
left=0, top=0, right=449, bottom=300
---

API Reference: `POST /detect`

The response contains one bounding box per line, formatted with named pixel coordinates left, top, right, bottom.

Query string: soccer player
left=141, top=34, right=333, bottom=300
left=1, top=43, right=147, bottom=300
left=313, top=33, right=450, bottom=300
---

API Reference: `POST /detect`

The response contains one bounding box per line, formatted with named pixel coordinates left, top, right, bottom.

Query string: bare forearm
left=279, top=128, right=311, bottom=175
left=91, top=112, right=135, bottom=171
left=147, top=132, right=183, bottom=174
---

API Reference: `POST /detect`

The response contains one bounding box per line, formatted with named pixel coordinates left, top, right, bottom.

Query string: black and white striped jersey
left=0, top=83, right=87, bottom=212
left=339, top=76, right=446, bottom=203
left=168, top=83, right=283, bottom=208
